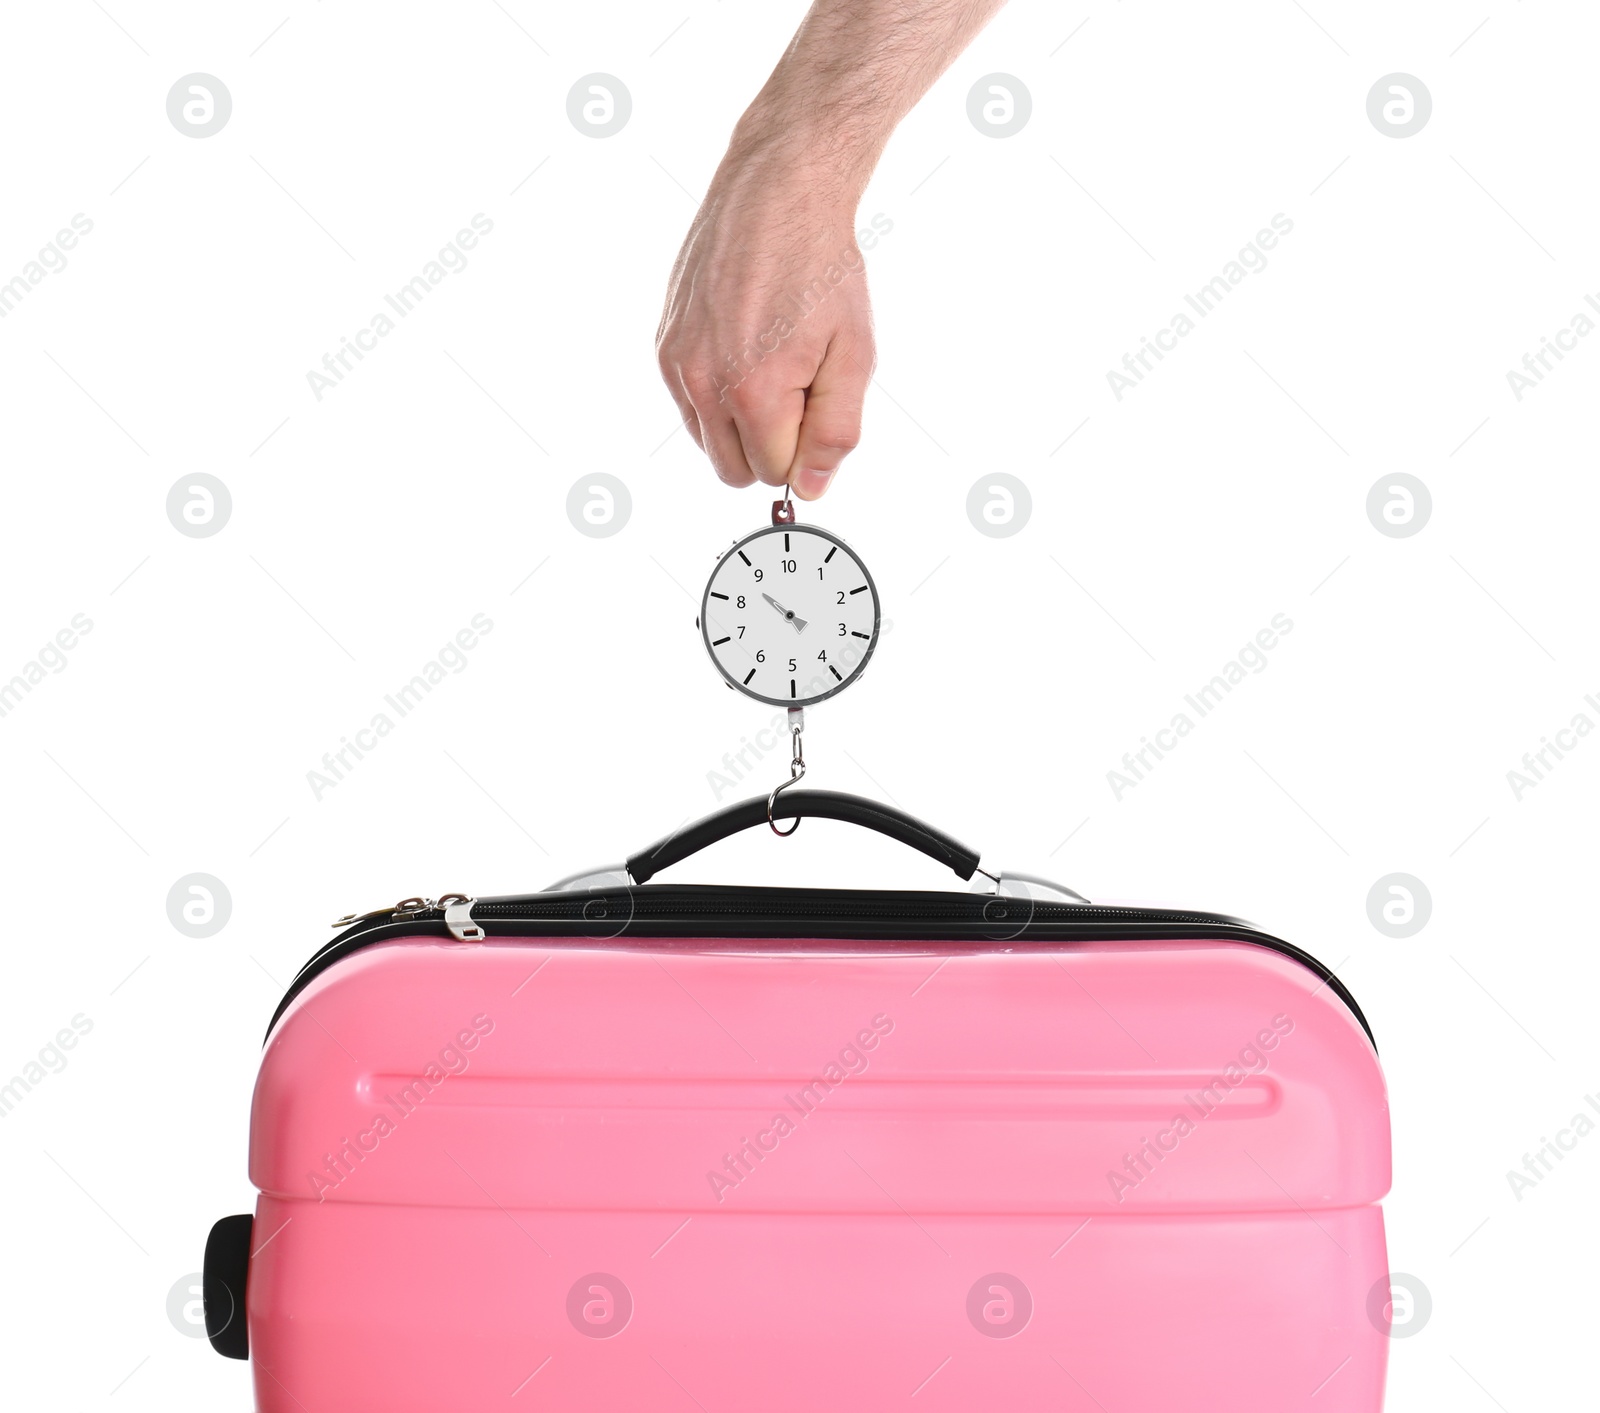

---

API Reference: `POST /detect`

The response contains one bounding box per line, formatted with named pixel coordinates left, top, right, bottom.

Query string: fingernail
left=793, top=467, right=836, bottom=500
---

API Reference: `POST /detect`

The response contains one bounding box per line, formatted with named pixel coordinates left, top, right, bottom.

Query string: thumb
left=787, top=338, right=869, bottom=501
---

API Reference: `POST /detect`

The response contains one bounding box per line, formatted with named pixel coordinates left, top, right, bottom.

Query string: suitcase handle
left=626, top=789, right=983, bottom=885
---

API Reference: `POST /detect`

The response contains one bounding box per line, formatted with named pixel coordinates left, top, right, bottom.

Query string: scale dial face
left=700, top=524, right=881, bottom=707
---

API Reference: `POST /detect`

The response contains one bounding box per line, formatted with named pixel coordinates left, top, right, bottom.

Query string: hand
left=656, top=1, right=1008, bottom=501
left=761, top=592, right=808, bottom=633
left=657, top=134, right=873, bottom=502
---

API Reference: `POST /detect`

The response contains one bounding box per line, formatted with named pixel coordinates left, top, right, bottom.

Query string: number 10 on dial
left=700, top=524, right=881, bottom=707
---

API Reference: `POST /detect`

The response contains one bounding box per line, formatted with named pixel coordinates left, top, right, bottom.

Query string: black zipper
left=266, top=885, right=1375, bottom=1050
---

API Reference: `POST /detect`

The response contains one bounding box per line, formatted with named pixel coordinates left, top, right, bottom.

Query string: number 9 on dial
left=700, top=524, right=881, bottom=706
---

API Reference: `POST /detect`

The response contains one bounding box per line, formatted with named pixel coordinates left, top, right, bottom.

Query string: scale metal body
left=698, top=493, right=882, bottom=832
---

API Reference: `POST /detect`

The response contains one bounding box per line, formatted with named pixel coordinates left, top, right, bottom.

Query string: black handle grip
left=627, top=789, right=982, bottom=885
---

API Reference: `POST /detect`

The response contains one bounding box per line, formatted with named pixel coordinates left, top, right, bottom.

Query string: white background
left=2, top=1, right=1596, bottom=1408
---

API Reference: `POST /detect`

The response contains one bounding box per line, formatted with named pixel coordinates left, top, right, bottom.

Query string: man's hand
left=657, top=0, right=1009, bottom=500
left=657, top=136, right=874, bottom=501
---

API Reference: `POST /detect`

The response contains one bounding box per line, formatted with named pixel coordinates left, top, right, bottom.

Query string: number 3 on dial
left=700, top=524, right=881, bottom=706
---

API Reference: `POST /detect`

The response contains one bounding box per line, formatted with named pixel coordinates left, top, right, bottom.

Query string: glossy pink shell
left=246, top=935, right=1390, bottom=1410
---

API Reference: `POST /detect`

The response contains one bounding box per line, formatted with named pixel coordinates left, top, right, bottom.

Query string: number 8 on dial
left=700, top=524, right=881, bottom=706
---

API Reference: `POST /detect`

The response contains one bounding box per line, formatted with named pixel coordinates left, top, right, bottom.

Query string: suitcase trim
left=265, top=885, right=1374, bottom=1050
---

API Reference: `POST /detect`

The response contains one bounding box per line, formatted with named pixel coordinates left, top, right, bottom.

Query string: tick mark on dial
left=824, top=546, right=837, bottom=564
left=737, top=550, right=751, bottom=566
left=710, top=591, right=729, bottom=600
left=829, top=664, right=842, bottom=681
left=851, top=631, right=870, bottom=640
left=711, top=636, right=730, bottom=646
left=849, top=585, right=868, bottom=595
left=743, top=668, right=757, bottom=685
left=790, top=679, right=797, bottom=698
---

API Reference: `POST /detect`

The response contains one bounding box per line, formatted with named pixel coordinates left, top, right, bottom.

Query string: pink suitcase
left=205, top=790, right=1392, bottom=1410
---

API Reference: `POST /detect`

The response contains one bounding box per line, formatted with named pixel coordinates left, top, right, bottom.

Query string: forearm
left=725, top=0, right=1010, bottom=203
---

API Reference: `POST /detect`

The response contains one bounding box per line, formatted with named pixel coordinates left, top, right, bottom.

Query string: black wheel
left=203, top=1214, right=253, bottom=1360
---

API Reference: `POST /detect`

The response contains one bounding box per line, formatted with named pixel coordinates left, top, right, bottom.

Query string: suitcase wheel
left=203, top=1214, right=253, bottom=1360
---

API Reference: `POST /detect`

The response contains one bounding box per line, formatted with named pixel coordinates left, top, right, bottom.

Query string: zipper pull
left=331, top=896, right=435, bottom=928
left=438, top=894, right=482, bottom=942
